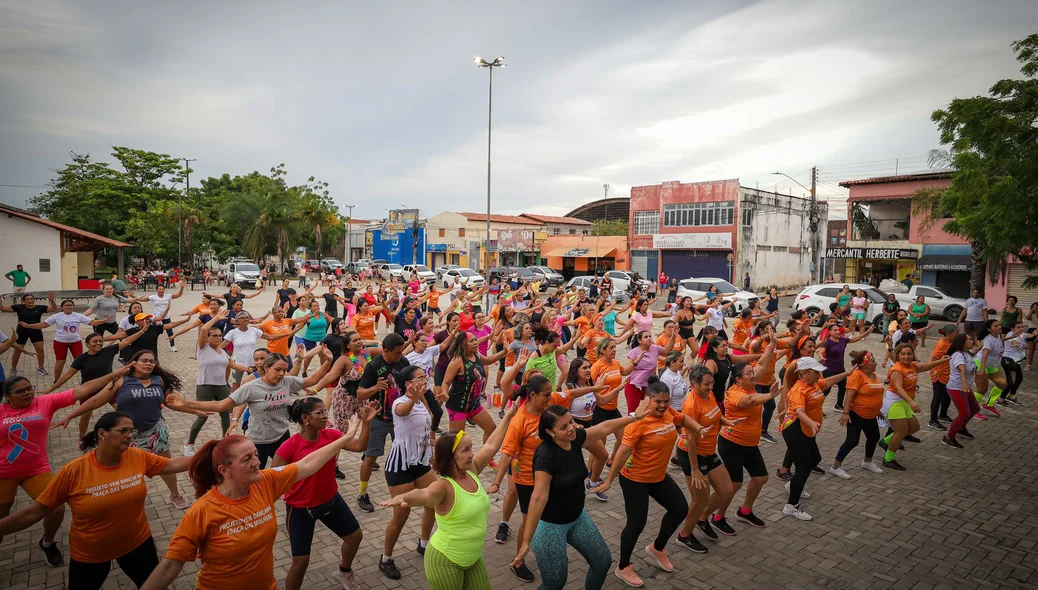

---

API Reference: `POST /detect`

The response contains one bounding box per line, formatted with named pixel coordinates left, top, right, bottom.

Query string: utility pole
left=343, top=204, right=356, bottom=264
left=180, top=158, right=196, bottom=270
left=809, top=166, right=820, bottom=283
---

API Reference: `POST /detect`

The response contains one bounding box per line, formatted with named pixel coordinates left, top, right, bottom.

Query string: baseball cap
left=796, top=357, right=827, bottom=373
left=134, top=313, right=153, bottom=322
left=938, top=325, right=958, bottom=335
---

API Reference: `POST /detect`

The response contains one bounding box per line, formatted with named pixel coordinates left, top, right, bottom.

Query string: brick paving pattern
left=1, top=288, right=1036, bottom=589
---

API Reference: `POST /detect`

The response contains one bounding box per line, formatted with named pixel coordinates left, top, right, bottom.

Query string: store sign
left=919, top=262, right=969, bottom=271
left=563, top=248, right=590, bottom=257
left=652, top=232, right=732, bottom=249
left=497, top=228, right=537, bottom=251
left=825, top=247, right=919, bottom=260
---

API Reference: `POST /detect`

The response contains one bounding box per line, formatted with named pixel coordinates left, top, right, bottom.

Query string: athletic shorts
left=53, top=340, right=84, bottom=361
left=573, top=416, right=593, bottom=429
left=885, top=399, right=915, bottom=420
left=434, top=365, right=447, bottom=387
left=384, top=463, right=432, bottom=487
left=716, top=437, right=767, bottom=483
left=974, top=358, right=1000, bottom=375
left=15, top=327, right=43, bottom=345
left=911, top=321, right=928, bottom=330
left=300, top=338, right=319, bottom=351
left=676, top=451, right=724, bottom=477
left=851, top=311, right=867, bottom=320
left=591, top=406, right=622, bottom=425
left=447, top=405, right=483, bottom=422
left=363, top=418, right=395, bottom=458
left=130, top=420, right=171, bottom=454
left=0, top=471, right=54, bottom=503
left=285, top=494, right=359, bottom=556
left=515, top=483, right=534, bottom=514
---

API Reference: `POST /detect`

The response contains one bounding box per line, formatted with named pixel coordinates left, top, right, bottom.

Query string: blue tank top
left=115, top=375, right=166, bottom=431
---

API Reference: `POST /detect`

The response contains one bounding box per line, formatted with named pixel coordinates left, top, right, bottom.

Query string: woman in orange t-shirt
left=578, top=315, right=631, bottom=365
left=829, top=350, right=886, bottom=478
left=141, top=429, right=365, bottom=590
left=0, top=411, right=193, bottom=590
left=592, top=378, right=713, bottom=587
left=779, top=357, right=851, bottom=521
left=590, top=339, right=638, bottom=470
left=350, top=298, right=384, bottom=341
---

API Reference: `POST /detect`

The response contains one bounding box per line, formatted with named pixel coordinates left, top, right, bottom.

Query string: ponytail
left=189, top=435, right=248, bottom=499
left=79, top=411, right=132, bottom=452
left=512, top=375, right=550, bottom=402
left=288, top=397, right=322, bottom=424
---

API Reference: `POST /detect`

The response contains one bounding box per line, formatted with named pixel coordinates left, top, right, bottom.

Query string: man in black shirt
left=354, top=332, right=410, bottom=513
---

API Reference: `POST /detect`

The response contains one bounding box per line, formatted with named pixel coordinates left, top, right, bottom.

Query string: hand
left=633, top=397, right=652, bottom=420
left=487, top=482, right=500, bottom=494
left=503, top=399, right=519, bottom=420
left=378, top=496, right=409, bottom=509
left=689, top=470, right=708, bottom=490
left=512, top=544, right=531, bottom=567
left=216, top=309, right=230, bottom=320
left=805, top=419, right=820, bottom=436
left=697, top=424, right=714, bottom=438
left=17, top=321, right=27, bottom=328
left=375, top=376, right=389, bottom=392
left=360, top=401, right=380, bottom=422
left=516, top=348, right=531, bottom=364
left=909, top=401, right=921, bottom=413
left=435, top=390, right=448, bottom=404
left=588, top=480, right=611, bottom=494
left=165, top=392, right=184, bottom=408
left=51, top=415, right=72, bottom=430
left=226, top=422, right=242, bottom=435
left=838, top=413, right=850, bottom=427
left=296, top=343, right=306, bottom=359
left=345, top=415, right=362, bottom=438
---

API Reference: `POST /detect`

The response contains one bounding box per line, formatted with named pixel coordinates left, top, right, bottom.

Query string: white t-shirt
left=224, top=326, right=263, bottom=366
left=46, top=312, right=93, bottom=343
left=1003, top=332, right=1026, bottom=362
left=148, top=293, right=173, bottom=317
left=964, top=298, right=987, bottom=322
left=706, top=307, right=725, bottom=330
left=947, top=351, right=976, bottom=391
left=197, top=345, right=230, bottom=385
left=405, top=345, right=440, bottom=380
left=119, top=316, right=135, bottom=331
left=891, top=329, right=916, bottom=348
left=981, top=334, right=1003, bottom=367
left=385, top=396, right=431, bottom=472
left=660, top=368, right=689, bottom=411
left=559, top=388, right=597, bottom=420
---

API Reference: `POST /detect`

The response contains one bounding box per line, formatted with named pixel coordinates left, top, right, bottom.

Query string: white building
left=738, top=188, right=827, bottom=289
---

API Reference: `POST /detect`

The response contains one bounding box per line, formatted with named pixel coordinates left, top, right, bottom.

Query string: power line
left=0, top=183, right=48, bottom=188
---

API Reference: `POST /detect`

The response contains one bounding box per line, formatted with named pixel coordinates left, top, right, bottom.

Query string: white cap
left=796, top=357, right=827, bottom=373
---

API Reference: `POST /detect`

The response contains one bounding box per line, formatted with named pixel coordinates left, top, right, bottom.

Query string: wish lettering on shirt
left=83, top=473, right=145, bottom=498
left=129, top=387, right=164, bottom=399
left=217, top=505, right=275, bottom=536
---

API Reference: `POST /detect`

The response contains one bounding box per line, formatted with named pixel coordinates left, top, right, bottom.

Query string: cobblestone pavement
left=1, top=287, right=1036, bottom=589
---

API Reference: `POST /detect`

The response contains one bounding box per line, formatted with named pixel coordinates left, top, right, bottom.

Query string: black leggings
left=69, top=536, right=158, bottom=590
left=617, top=474, right=687, bottom=569
left=756, top=385, right=777, bottom=431
left=822, top=368, right=848, bottom=407
left=423, top=389, right=444, bottom=431
left=161, top=318, right=175, bottom=346
left=255, top=430, right=291, bottom=468
left=834, top=411, right=880, bottom=462
left=1000, top=357, right=1023, bottom=399
left=781, top=421, right=821, bottom=506
left=930, top=381, right=952, bottom=422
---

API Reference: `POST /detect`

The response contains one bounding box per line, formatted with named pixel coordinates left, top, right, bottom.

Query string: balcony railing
left=851, top=218, right=910, bottom=241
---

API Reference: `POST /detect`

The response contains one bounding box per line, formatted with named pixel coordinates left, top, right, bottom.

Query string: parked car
left=675, top=277, right=759, bottom=315
left=527, top=266, right=564, bottom=288
left=320, top=259, right=345, bottom=273
left=403, top=264, right=436, bottom=283
left=892, top=285, right=966, bottom=321
left=604, top=269, right=652, bottom=295
left=488, top=266, right=516, bottom=282
left=441, top=268, right=485, bottom=289
left=377, top=263, right=406, bottom=280
left=226, top=260, right=262, bottom=287
left=436, top=264, right=463, bottom=281
left=565, top=276, right=595, bottom=291
left=345, top=261, right=370, bottom=275
left=792, top=283, right=888, bottom=326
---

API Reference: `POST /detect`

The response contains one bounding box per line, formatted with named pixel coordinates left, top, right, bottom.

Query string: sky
left=1, top=0, right=1036, bottom=222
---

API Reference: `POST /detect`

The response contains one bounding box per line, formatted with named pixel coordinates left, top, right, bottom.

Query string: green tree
left=591, top=218, right=628, bottom=236
left=914, top=33, right=1038, bottom=292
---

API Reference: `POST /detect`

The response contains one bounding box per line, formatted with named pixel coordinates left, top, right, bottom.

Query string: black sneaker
left=711, top=517, right=737, bottom=536
left=357, top=493, right=375, bottom=513
left=959, top=428, right=975, bottom=440
left=882, top=459, right=906, bottom=471
left=677, top=532, right=708, bottom=553
left=878, top=439, right=904, bottom=451
left=335, top=466, right=346, bottom=480
left=511, top=561, right=536, bottom=583
left=776, top=469, right=792, bottom=482
left=697, top=519, right=718, bottom=540
left=927, top=421, right=944, bottom=430
left=373, top=462, right=381, bottom=471
left=736, top=508, right=766, bottom=528
left=379, top=556, right=401, bottom=580
left=942, top=436, right=964, bottom=449
left=495, top=522, right=509, bottom=544
left=834, top=403, right=844, bottom=411
left=670, top=456, right=680, bottom=466
left=811, top=466, right=825, bottom=475
left=416, top=539, right=427, bottom=555
left=904, top=434, right=921, bottom=443
left=38, top=540, right=63, bottom=567
left=938, top=415, right=953, bottom=423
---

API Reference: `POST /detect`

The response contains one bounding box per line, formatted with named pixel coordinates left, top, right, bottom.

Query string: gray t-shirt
left=89, top=295, right=120, bottom=321
left=965, top=298, right=987, bottom=322
left=230, top=375, right=305, bottom=443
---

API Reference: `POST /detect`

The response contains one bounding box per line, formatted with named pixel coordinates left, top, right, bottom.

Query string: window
left=551, top=227, right=560, bottom=235
left=917, top=287, right=941, bottom=299
left=633, top=210, right=659, bottom=235
left=569, top=229, right=576, bottom=234
left=742, top=208, right=753, bottom=227
left=438, top=228, right=445, bottom=238
left=662, top=201, right=735, bottom=227
left=817, top=288, right=840, bottom=298
left=39, top=258, right=51, bottom=272
left=458, top=228, right=466, bottom=237
left=772, top=246, right=788, bottom=252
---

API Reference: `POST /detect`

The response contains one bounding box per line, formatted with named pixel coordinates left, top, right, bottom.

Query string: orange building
left=540, top=235, right=629, bottom=278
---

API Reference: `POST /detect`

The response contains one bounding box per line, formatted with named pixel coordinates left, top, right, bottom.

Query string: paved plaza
left=1, top=288, right=1036, bottom=590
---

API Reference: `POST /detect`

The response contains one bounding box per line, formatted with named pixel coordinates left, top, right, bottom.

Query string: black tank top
left=710, top=356, right=732, bottom=399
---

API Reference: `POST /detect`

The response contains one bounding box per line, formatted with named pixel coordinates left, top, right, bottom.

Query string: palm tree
left=297, top=194, right=338, bottom=259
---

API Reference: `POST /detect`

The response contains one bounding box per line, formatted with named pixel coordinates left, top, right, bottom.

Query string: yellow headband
left=451, top=430, right=466, bottom=452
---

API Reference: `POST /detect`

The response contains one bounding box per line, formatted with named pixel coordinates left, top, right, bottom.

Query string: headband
left=862, top=351, right=875, bottom=366
left=451, top=430, right=466, bottom=452
left=797, top=335, right=811, bottom=350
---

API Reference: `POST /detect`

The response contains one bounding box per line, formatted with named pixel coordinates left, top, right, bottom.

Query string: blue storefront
left=371, top=228, right=426, bottom=265
left=917, top=244, right=972, bottom=298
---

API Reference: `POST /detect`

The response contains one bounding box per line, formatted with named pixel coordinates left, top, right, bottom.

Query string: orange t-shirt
left=573, top=316, right=591, bottom=340
left=351, top=310, right=376, bottom=340
left=590, top=358, right=623, bottom=411
left=780, top=379, right=828, bottom=437
left=427, top=290, right=444, bottom=309
left=165, top=464, right=299, bottom=590
left=678, top=394, right=722, bottom=456
left=929, top=338, right=952, bottom=384
left=655, top=333, right=671, bottom=370
left=620, top=407, right=683, bottom=483
left=751, top=338, right=789, bottom=386
left=259, top=318, right=293, bottom=355
left=732, top=317, right=753, bottom=348
left=846, top=369, right=884, bottom=419
left=193, top=303, right=211, bottom=315
left=501, top=402, right=561, bottom=486
left=888, top=361, right=919, bottom=398
left=37, top=448, right=167, bottom=563
left=720, top=385, right=763, bottom=446
left=583, top=329, right=610, bottom=364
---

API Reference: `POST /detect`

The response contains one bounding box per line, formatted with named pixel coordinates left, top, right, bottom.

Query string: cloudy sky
left=2, top=0, right=1036, bottom=221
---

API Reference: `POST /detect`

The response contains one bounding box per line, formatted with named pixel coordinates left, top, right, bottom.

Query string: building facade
left=540, top=235, right=629, bottom=277
left=424, top=212, right=544, bottom=271
left=825, top=219, right=849, bottom=279
left=370, top=227, right=426, bottom=265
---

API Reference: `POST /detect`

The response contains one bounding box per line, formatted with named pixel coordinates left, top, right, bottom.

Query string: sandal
left=171, top=495, right=190, bottom=510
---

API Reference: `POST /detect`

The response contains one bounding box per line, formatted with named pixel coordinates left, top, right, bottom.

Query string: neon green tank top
left=429, top=471, right=490, bottom=567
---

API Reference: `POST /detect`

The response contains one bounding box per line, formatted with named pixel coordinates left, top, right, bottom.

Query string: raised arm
left=473, top=401, right=518, bottom=474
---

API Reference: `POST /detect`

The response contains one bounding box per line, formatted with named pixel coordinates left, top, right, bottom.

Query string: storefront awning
left=544, top=246, right=617, bottom=258
left=917, top=255, right=971, bottom=272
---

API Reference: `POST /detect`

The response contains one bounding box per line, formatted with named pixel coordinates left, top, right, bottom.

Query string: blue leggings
left=531, top=509, right=612, bottom=590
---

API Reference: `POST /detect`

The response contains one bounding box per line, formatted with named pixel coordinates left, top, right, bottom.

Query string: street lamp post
left=474, top=56, right=505, bottom=278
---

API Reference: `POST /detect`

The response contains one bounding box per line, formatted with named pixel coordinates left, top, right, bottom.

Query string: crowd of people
left=0, top=266, right=1032, bottom=590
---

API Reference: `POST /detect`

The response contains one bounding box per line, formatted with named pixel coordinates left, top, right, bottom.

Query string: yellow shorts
left=0, top=472, right=54, bottom=504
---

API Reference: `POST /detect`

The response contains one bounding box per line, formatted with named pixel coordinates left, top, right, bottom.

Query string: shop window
left=39, top=258, right=51, bottom=272
left=633, top=210, right=659, bottom=235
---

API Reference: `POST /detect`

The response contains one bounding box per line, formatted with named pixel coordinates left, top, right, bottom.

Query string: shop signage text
left=825, top=247, right=919, bottom=260
left=652, top=232, right=732, bottom=250
left=919, top=262, right=969, bottom=271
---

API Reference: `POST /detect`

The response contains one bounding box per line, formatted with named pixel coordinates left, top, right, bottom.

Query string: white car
left=893, top=285, right=966, bottom=321
left=435, top=264, right=463, bottom=281
left=403, top=264, right=436, bottom=283
left=377, top=263, right=406, bottom=280
left=792, top=283, right=888, bottom=325
left=441, top=268, right=485, bottom=289
left=675, top=278, right=758, bottom=315
left=604, top=270, right=652, bottom=295
left=226, top=261, right=262, bottom=287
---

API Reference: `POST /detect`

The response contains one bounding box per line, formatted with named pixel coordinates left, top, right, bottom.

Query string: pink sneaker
left=982, top=404, right=1001, bottom=417
left=644, top=543, right=675, bottom=572
left=974, top=413, right=988, bottom=421
left=614, top=565, right=644, bottom=587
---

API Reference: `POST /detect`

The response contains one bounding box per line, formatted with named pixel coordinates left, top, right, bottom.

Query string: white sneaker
left=335, top=569, right=359, bottom=590
left=170, top=345, right=178, bottom=353
left=828, top=466, right=851, bottom=480
left=182, top=444, right=196, bottom=457
left=784, top=480, right=810, bottom=498
left=782, top=503, right=813, bottom=521
left=861, top=460, right=884, bottom=473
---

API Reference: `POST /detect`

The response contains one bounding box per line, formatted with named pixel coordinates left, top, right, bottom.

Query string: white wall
left=739, top=189, right=821, bottom=289
left=0, top=215, right=63, bottom=293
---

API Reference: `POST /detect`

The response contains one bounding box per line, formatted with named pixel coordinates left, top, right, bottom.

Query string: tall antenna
left=603, top=183, right=610, bottom=198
